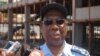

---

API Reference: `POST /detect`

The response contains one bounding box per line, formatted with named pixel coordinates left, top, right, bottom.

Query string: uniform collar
left=63, top=42, right=74, bottom=56
left=40, top=41, right=73, bottom=56
left=40, top=43, right=53, bottom=56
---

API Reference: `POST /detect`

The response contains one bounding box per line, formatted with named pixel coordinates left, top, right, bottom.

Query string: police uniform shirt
left=40, top=41, right=90, bottom=56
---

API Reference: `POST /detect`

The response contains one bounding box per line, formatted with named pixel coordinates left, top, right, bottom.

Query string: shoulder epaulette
left=71, top=45, right=90, bottom=56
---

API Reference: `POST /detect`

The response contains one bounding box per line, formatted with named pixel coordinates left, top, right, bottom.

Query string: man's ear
left=65, top=20, right=70, bottom=26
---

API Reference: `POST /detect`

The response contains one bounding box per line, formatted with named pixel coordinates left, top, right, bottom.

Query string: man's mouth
left=51, top=33, right=61, bottom=38
left=49, top=31, right=61, bottom=38
left=52, top=33, right=60, bottom=36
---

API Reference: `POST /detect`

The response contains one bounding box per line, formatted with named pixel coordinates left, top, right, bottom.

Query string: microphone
left=4, top=41, right=22, bottom=54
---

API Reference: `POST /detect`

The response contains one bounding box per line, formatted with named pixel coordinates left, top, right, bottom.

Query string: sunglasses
left=43, top=19, right=65, bottom=26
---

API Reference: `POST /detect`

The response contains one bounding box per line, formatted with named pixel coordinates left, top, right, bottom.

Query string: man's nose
left=50, top=23, right=59, bottom=30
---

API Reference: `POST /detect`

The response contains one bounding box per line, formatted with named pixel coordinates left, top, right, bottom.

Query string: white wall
left=76, top=6, right=100, bottom=22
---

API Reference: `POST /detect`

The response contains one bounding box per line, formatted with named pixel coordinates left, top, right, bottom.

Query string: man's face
left=41, top=10, right=68, bottom=47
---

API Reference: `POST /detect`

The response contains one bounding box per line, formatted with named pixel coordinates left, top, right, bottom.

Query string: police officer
left=29, top=3, right=90, bottom=56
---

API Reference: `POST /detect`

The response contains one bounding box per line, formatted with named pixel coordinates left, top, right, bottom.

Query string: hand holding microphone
left=0, top=48, right=14, bottom=56
left=6, top=41, right=21, bottom=54
left=2, top=41, right=22, bottom=56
